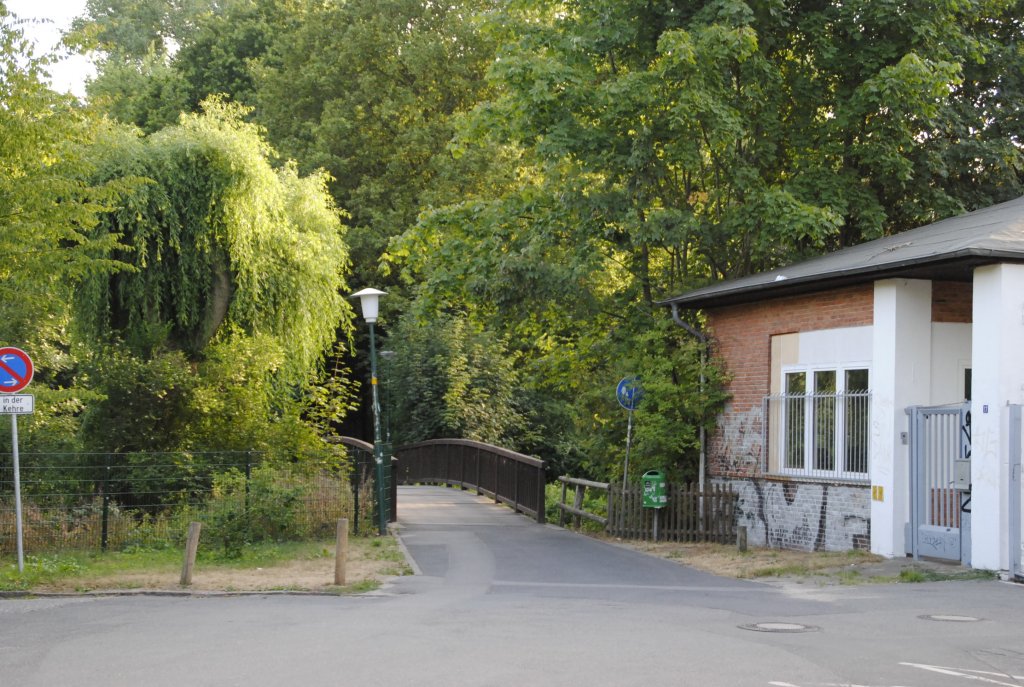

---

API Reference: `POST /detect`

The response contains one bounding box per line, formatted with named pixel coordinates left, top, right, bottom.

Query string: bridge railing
left=395, top=439, right=546, bottom=524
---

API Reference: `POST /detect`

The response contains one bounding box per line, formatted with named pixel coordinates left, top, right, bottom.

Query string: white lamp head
left=351, top=287, right=387, bottom=323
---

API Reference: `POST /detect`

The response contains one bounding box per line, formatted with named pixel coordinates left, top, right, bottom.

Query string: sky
left=5, top=0, right=95, bottom=97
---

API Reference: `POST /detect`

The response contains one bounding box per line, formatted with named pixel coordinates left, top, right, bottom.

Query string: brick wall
left=931, top=280, right=972, bottom=323
left=703, top=284, right=874, bottom=478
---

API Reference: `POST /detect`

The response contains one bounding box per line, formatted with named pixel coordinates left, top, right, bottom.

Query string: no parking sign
left=0, top=347, right=33, bottom=393
left=0, top=346, right=33, bottom=572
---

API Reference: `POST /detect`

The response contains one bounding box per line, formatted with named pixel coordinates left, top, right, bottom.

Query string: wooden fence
left=557, top=476, right=737, bottom=543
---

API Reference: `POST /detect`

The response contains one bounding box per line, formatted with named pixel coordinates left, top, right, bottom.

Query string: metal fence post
left=245, top=453, right=253, bottom=543
left=101, top=453, right=111, bottom=552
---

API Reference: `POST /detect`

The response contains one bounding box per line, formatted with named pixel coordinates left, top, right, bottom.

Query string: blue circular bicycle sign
left=616, top=376, right=643, bottom=411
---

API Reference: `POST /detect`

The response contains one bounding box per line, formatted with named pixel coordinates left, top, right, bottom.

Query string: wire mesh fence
left=0, top=450, right=371, bottom=557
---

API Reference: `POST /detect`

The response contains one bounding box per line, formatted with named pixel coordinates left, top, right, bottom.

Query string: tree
left=393, top=0, right=1023, bottom=479
left=72, top=0, right=287, bottom=132
left=0, top=3, right=126, bottom=450
left=254, top=0, right=499, bottom=290
left=385, top=311, right=529, bottom=447
left=75, top=99, right=354, bottom=452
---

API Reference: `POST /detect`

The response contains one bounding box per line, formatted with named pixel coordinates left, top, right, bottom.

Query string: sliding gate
left=907, top=403, right=971, bottom=563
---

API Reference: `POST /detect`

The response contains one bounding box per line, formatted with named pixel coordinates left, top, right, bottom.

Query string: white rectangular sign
left=0, top=394, right=34, bottom=414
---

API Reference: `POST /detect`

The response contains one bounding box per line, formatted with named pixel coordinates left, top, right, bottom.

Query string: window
left=766, top=367, right=870, bottom=480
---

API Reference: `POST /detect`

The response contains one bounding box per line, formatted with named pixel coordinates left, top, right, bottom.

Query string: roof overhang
left=660, top=196, right=1024, bottom=311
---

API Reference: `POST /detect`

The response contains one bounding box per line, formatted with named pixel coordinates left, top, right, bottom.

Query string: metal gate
left=1010, top=405, right=1023, bottom=580
left=907, top=403, right=971, bottom=562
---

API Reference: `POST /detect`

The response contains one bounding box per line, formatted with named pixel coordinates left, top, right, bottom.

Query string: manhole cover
left=919, top=614, right=982, bottom=623
left=738, top=622, right=821, bottom=633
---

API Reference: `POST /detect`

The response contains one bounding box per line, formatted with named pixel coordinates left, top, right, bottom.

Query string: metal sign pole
left=623, top=407, right=634, bottom=492
left=11, top=414, right=24, bottom=572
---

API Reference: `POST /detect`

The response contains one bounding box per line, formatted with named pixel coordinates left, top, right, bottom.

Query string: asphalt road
left=1, top=485, right=1022, bottom=687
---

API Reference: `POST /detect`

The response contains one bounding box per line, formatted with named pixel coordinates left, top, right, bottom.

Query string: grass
left=0, top=536, right=409, bottom=593
left=897, top=567, right=997, bottom=583
left=621, top=540, right=1004, bottom=586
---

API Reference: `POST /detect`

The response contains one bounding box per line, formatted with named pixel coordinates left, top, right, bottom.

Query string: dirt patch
left=609, top=539, right=982, bottom=585
left=27, top=539, right=411, bottom=594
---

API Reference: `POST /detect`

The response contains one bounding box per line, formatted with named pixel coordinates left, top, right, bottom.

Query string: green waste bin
left=642, top=470, right=667, bottom=509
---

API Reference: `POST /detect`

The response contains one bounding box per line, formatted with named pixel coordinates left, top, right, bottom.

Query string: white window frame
left=769, top=364, right=870, bottom=482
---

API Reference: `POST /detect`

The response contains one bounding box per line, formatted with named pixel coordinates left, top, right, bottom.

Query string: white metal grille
left=764, top=391, right=871, bottom=481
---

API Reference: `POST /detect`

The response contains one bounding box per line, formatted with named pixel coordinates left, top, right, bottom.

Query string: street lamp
left=379, top=350, right=396, bottom=443
left=351, top=287, right=388, bottom=535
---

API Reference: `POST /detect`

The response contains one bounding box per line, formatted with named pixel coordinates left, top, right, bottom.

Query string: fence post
left=535, top=465, right=546, bottom=524
left=493, top=455, right=500, bottom=504
left=101, top=454, right=111, bottom=552
left=245, top=453, right=253, bottom=543
left=559, top=479, right=568, bottom=527
left=180, top=521, right=202, bottom=586
left=335, top=518, right=349, bottom=586
left=513, top=459, right=520, bottom=513
left=572, top=484, right=584, bottom=529
left=352, top=455, right=361, bottom=536
left=390, top=457, right=398, bottom=522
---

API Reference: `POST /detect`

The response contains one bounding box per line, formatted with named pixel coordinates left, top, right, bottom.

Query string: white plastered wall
left=930, top=322, right=972, bottom=405
left=871, top=279, right=933, bottom=558
left=970, top=264, right=1024, bottom=571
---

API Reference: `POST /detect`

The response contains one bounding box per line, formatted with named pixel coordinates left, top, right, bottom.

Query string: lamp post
left=379, top=350, right=395, bottom=443
left=351, top=287, right=388, bottom=535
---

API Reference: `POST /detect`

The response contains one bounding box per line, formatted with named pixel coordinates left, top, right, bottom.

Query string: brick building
left=662, top=196, right=1024, bottom=574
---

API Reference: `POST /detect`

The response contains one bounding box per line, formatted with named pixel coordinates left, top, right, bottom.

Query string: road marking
left=492, top=580, right=766, bottom=592
left=901, top=663, right=1024, bottom=686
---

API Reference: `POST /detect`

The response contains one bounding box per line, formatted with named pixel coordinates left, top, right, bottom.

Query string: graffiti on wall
left=723, top=478, right=871, bottom=552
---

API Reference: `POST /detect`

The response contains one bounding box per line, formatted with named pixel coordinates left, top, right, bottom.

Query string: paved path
left=1, top=485, right=1022, bottom=687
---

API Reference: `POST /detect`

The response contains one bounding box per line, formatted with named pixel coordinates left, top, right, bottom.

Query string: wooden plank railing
left=607, top=483, right=736, bottom=543
left=395, top=439, right=546, bottom=524
left=557, top=476, right=737, bottom=543
left=557, top=476, right=608, bottom=528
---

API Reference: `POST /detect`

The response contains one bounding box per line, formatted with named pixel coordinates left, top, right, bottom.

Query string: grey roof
left=662, top=194, right=1024, bottom=309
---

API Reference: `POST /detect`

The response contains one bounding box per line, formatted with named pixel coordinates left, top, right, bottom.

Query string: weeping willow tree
left=75, top=100, right=354, bottom=452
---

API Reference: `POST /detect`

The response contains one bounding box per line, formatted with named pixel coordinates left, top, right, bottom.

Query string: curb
left=0, top=588, right=382, bottom=600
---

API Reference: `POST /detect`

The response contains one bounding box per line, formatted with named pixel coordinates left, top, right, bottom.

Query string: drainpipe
left=670, top=302, right=708, bottom=494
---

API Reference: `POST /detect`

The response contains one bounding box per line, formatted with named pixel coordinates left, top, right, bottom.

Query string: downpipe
left=670, top=303, right=708, bottom=494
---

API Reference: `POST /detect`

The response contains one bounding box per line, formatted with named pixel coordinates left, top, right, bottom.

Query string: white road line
left=901, top=662, right=1024, bottom=686
left=491, top=580, right=766, bottom=592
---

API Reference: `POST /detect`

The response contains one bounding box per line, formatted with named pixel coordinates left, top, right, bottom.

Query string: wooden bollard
left=737, top=525, right=748, bottom=553
left=180, top=521, right=202, bottom=586
left=334, top=518, right=349, bottom=586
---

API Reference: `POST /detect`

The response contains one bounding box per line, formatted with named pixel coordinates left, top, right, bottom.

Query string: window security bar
left=762, top=391, right=871, bottom=482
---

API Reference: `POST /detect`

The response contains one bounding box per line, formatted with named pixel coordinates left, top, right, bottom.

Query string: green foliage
left=0, top=555, right=84, bottom=591
left=387, top=312, right=530, bottom=447
left=79, top=345, right=196, bottom=452
left=11, top=0, right=1024, bottom=488
left=545, top=482, right=607, bottom=533
left=390, top=0, right=1021, bottom=482
left=69, top=99, right=352, bottom=453
left=86, top=50, right=191, bottom=133
left=254, top=0, right=499, bottom=290
left=0, top=5, right=132, bottom=451
left=206, top=466, right=304, bottom=557
left=80, top=100, right=351, bottom=374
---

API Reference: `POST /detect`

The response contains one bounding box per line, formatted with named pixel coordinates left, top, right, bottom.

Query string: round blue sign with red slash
left=0, top=347, right=33, bottom=393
